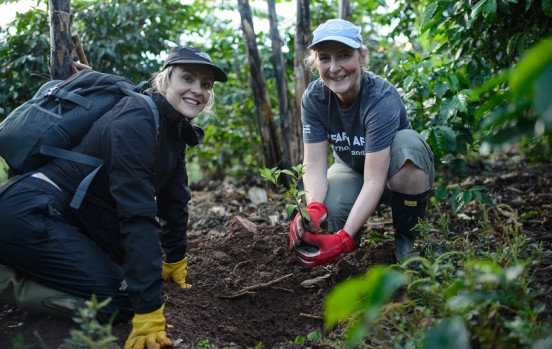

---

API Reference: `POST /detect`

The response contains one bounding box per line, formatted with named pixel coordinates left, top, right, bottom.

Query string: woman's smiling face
left=315, top=41, right=366, bottom=108
left=165, top=64, right=214, bottom=120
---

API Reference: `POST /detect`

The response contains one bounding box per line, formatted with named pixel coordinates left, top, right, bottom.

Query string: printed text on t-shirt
left=329, top=132, right=365, bottom=146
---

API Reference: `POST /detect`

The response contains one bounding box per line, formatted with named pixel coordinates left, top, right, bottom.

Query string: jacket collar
left=148, top=91, right=205, bottom=147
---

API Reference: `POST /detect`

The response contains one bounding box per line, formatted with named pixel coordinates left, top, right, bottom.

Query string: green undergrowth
left=295, top=202, right=552, bottom=349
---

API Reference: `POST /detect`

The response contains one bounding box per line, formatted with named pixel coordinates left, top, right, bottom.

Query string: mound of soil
left=1, top=154, right=551, bottom=348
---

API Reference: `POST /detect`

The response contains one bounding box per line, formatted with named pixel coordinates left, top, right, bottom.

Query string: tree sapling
left=259, top=164, right=310, bottom=223
left=260, top=164, right=319, bottom=252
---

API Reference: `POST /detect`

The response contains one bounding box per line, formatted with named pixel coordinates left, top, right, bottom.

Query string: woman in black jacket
left=0, top=46, right=227, bottom=349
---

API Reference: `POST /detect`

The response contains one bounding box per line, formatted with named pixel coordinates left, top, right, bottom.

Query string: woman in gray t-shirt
left=289, top=19, right=435, bottom=267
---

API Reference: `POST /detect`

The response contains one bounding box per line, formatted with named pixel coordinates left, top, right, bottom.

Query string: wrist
left=337, top=229, right=356, bottom=251
left=134, top=303, right=165, bottom=320
left=338, top=228, right=350, bottom=236
left=307, top=202, right=328, bottom=217
left=307, top=201, right=327, bottom=210
left=163, top=257, right=187, bottom=266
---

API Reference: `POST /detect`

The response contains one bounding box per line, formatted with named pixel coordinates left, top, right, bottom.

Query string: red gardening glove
left=294, top=229, right=356, bottom=267
left=288, top=202, right=328, bottom=249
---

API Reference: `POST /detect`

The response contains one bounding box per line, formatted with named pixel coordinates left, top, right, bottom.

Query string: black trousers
left=0, top=174, right=133, bottom=322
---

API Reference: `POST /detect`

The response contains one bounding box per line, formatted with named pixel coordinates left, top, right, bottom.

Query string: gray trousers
left=324, top=129, right=435, bottom=232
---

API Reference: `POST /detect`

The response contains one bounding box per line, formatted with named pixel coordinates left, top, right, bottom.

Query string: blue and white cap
left=309, top=19, right=363, bottom=49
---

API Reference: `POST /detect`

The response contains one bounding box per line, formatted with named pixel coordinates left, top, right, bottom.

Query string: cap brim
left=308, top=36, right=361, bottom=49
left=163, top=59, right=228, bottom=82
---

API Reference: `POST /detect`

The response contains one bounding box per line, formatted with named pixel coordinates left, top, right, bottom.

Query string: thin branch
left=299, top=313, right=323, bottom=320
left=217, top=273, right=293, bottom=299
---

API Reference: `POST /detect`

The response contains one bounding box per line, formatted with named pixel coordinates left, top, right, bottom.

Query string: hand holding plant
left=260, top=164, right=319, bottom=247
left=289, top=202, right=328, bottom=247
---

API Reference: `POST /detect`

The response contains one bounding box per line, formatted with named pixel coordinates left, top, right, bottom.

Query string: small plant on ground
left=259, top=164, right=310, bottom=221
left=65, top=295, right=117, bottom=349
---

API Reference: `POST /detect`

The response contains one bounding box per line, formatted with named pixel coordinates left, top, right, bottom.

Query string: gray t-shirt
left=301, top=71, right=411, bottom=172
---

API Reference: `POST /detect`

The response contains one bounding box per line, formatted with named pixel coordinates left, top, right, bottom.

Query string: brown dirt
left=1, top=153, right=551, bottom=348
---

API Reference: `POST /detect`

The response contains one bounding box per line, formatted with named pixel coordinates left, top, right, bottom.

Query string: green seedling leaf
left=423, top=317, right=471, bottom=349
left=307, top=331, right=322, bottom=341
left=447, top=290, right=499, bottom=312
left=291, top=163, right=306, bottom=174
left=260, top=164, right=309, bottom=223
left=467, top=260, right=503, bottom=284
left=504, top=264, right=525, bottom=283
left=324, top=266, right=406, bottom=329
left=300, top=209, right=311, bottom=221
left=285, top=204, right=297, bottom=217
left=281, top=169, right=295, bottom=177
left=445, top=279, right=467, bottom=299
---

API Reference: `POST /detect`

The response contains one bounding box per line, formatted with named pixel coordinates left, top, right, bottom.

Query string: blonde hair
left=303, top=45, right=369, bottom=73
left=151, top=65, right=216, bottom=114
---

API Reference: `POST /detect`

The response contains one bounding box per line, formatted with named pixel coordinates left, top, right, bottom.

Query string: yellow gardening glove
left=124, top=304, right=173, bottom=349
left=161, top=257, right=192, bottom=289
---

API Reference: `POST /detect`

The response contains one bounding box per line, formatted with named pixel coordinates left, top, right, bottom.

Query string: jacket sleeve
left=103, top=97, right=164, bottom=314
left=156, top=158, right=190, bottom=263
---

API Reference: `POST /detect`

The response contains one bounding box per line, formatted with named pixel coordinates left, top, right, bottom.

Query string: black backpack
left=0, top=69, right=160, bottom=208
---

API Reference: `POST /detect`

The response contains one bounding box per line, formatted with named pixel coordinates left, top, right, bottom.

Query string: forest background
left=0, top=0, right=551, bottom=190
left=0, top=0, right=551, bottom=348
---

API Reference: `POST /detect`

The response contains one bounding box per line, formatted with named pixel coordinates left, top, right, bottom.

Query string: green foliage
left=422, top=317, right=471, bottom=349
left=0, top=5, right=50, bottom=115
left=292, top=331, right=323, bottom=345
left=194, top=339, right=213, bottom=349
left=0, top=0, right=265, bottom=181
left=407, top=205, right=545, bottom=348
left=320, top=202, right=549, bottom=348
left=476, top=35, right=552, bottom=149
left=66, top=295, right=117, bottom=349
left=434, top=184, right=494, bottom=213
left=259, top=164, right=309, bottom=220
left=324, top=266, right=406, bottom=347
left=1, top=0, right=551, bottom=184
left=71, top=0, right=194, bottom=80
left=0, top=0, right=196, bottom=118
left=385, top=0, right=552, bottom=178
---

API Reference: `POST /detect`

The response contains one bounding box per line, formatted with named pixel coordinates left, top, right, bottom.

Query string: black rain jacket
left=40, top=90, right=203, bottom=313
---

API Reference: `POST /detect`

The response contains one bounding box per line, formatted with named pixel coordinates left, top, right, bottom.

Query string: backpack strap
left=138, top=94, right=160, bottom=135
left=39, top=145, right=104, bottom=209
left=70, top=164, right=103, bottom=209
left=46, top=87, right=94, bottom=110
left=39, top=146, right=103, bottom=167
left=122, top=88, right=160, bottom=135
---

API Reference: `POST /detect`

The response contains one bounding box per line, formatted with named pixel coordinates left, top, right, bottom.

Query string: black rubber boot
left=0, top=264, right=84, bottom=318
left=390, top=190, right=430, bottom=263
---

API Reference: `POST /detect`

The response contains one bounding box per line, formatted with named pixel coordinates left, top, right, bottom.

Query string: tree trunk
left=237, top=0, right=283, bottom=170
left=338, top=0, right=351, bottom=20
left=293, top=0, right=311, bottom=162
left=49, top=0, right=73, bottom=80
left=267, top=0, right=299, bottom=171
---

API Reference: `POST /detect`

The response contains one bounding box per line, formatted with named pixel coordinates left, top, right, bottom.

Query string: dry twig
left=299, top=313, right=323, bottom=320
left=218, top=273, right=293, bottom=299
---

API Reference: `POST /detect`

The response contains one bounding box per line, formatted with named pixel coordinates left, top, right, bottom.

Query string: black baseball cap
left=162, top=46, right=227, bottom=82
